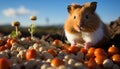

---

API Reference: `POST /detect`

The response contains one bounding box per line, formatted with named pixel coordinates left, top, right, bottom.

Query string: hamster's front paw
left=84, top=42, right=94, bottom=49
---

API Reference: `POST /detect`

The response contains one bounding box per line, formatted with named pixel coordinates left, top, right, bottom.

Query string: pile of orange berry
left=0, top=38, right=120, bottom=69
left=51, top=39, right=120, bottom=69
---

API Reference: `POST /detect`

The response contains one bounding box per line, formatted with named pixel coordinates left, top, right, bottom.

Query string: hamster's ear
left=67, top=4, right=81, bottom=14
left=90, top=2, right=97, bottom=13
left=67, top=5, right=71, bottom=13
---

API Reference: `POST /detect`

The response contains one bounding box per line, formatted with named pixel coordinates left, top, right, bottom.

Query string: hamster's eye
left=73, top=16, right=76, bottom=19
left=85, top=15, right=89, bottom=19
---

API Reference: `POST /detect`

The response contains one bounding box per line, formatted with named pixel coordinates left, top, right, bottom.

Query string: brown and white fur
left=64, top=2, right=110, bottom=49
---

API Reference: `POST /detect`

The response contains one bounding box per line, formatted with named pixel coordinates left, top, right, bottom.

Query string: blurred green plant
left=9, top=30, right=21, bottom=38
left=28, top=23, right=36, bottom=38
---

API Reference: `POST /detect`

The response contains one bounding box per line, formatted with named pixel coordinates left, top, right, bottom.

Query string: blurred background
left=0, top=0, right=120, bottom=26
left=0, top=0, right=120, bottom=37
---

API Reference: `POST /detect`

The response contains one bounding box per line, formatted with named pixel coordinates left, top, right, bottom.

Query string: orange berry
left=26, top=49, right=37, bottom=60
left=86, top=47, right=95, bottom=58
left=85, top=58, right=100, bottom=69
left=10, top=38, right=18, bottom=45
left=94, top=48, right=107, bottom=57
left=88, top=47, right=95, bottom=54
left=52, top=39, right=63, bottom=47
left=112, top=54, right=120, bottom=64
left=80, top=48, right=88, bottom=55
left=68, top=46, right=80, bottom=53
left=0, top=58, right=10, bottom=69
left=95, top=55, right=107, bottom=65
left=108, top=45, right=119, bottom=56
left=47, top=49, right=57, bottom=57
left=51, top=58, right=64, bottom=67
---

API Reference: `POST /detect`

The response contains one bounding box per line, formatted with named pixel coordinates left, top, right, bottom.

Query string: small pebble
left=103, top=59, right=114, bottom=68
left=68, top=59, right=76, bottom=65
left=24, top=59, right=37, bottom=69
left=42, top=51, right=54, bottom=59
left=41, top=63, right=51, bottom=69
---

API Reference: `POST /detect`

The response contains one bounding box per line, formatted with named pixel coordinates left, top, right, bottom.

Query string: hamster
left=64, top=2, right=110, bottom=49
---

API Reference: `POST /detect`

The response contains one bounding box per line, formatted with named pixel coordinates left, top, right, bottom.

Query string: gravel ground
left=0, top=33, right=120, bottom=69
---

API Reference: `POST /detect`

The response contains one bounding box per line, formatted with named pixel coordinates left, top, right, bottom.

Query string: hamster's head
left=67, top=2, right=100, bottom=32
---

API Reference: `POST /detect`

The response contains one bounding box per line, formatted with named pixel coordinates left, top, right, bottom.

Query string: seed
left=11, top=21, right=20, bottom=27
left=30, top=16, right=37, bottom=20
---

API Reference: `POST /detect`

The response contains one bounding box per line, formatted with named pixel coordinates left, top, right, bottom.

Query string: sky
left=0, top=0, right=120, bottom=27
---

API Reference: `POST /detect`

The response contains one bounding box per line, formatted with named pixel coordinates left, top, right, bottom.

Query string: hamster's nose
left=78, top=23, right=83, bottom=30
